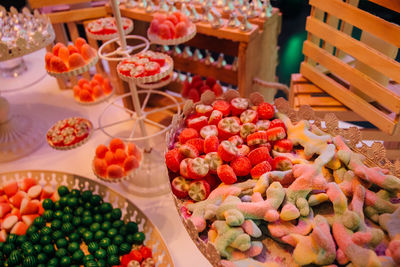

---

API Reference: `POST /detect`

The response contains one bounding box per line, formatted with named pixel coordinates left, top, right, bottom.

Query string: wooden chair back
left=300, top=0, right=400, bottom=136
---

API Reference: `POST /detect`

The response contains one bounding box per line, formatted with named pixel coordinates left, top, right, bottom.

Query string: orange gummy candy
left=50, top=56, right=68, bottom=72
left=74, top=37, right=87, bottom=51
left=58, top=46, right=69, bottom=64
left=81, top=44, right=96, bottom=60
left=68, top=53, right=86, bottom=70
left=94, top=158, right=107, bottom=177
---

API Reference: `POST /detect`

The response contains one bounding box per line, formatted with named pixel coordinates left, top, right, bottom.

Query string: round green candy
left=94, top=230, right=105, bottom=241
left=54, top=210, right=64, bottom=219
left=72, top=250, right=84, bottom=263
left=72, top=217, right=82, bottom=227
left=103, top=212, right=112, bottom=221
left=48, top=257, right=59, bottom=265
left=69, top=232, right=80, bottom=242
left=0, top=241, right=4, bottom=250
left=87, top=242, right=99, bottom=254
left=74, top=207, right=84, bottom=216
left=113, top=235, right=124, bottom=246
left=3, top=243, right=14, bottom=256
left=59, top=256, right=71, bottom=267
left=97, top=259, right=107, bottom=267
left=43, top=210, right=54, bottom=221
left=126, top=234, right=136, bottom=244
left=93, top=214, right=103, bottom=223
left=107, top=244, right=119, bottom=255
left=70, top=189, right=81, bottom=198
left=85, top=260, right=98, bottom=267
left=107, top=228, right=118, bottom=239
left=101, top=221, right=111, bottom=232
left=77, top=227, right=87, bottom=237
left=83, top=202, right=92, bottom=211
left=83, top=254, right=95, bottom=263
left=99, top=237, right=111, bottom=248
left=56, top=238, right=68, bottom=249
left=126, top=222, right=138, bottom=234
left=67, top=242, right=80, bottom=253
left=54, top=201, right=62, bottom=210
left=61, top=222, right=73, bottom=234
left=63, top=206, right=73, bottom=214
left=42, top=199, right=54, bottom=210
left=119, top=243, right=131, bottom=255
left=107, top=255, right=120, bottom=265
left=133, top=232, right=145, bottom=244
left=81, top=190, right=92, bottom=201
left=112, top=220, right=124, bottom=229
left=82, top=210, right=92, bottom=217
left=51, top=219, right=62, bottom=230
left=29, top=232, right=41, bottom=243
left=40, top=235, right=52, bottom=245
left=37, top=253, right=48, bottom=263
left=82, top=231, right=93, bottom=242
left=62, top=214, right=73, bottom=222
left=21, top=241, right=33, bottom=250
left=68, top=197, right=78, bottom=208
left=90, top=222, right=101, bottom=233
left=8, top=250, right=21, bottom=265
left=43, top=244, right=55, bottom=255
left=119, top=225, right=128, bottom=235
left=79, top=198, right=84, bottom=205
left=52, top=230, right=63, bottom=240
left=33, top=244, right=42, bottom=253
left=95, top=248, right=107, bottom=259
left=33, top=217, right=45, bottom=228
left=70, top=265, right=79, bottom=267
left=24, top=246, right=36, bottom=256
left=93, top=206, right=100, bottom=214
left=90, top=195, right=102, bottom=206
left=100, top=203, right=112, bottom=214
left=22, top=255, right=36, bottom=267
left=55, top=248, right=68, bottom=258
left=6, top=233, right=17, bottom=244
left=59, top=196, right=68, bottom=207
left=37, top=264, right=46, bottom=267
left=57, top=186, right=69, bottom=197
left=26, top=225, right=38, bottom=236
left=40, top=226, right=52, bottom=236
left=16, top=234, right=27, bottom=245
left=111, top=208, right=122, bottom=220
left=82, top=216, right=93, bottom=226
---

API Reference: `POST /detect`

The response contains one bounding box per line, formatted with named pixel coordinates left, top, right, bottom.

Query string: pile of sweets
left=73, top=74, right=113, bottom=103
left=118, top=51, right=169, bottom=79
left=0, top=178, right=57, bottom=238
left=45, top=38, right=96, bottom=73
left=182, top=75, right=223, bottom=102
left=149, top=11, right=192, bottom=40
left=87, top=17, right=132, bottom=35
left=165, top=92, right=400, bottom=267
left=46, top=117, right=91, bottom=149
left=0, top=183, right=155, bottom=267
left=94, top=138, right=142, bottom=180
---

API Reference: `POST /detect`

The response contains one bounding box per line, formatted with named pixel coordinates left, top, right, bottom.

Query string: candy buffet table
left=0, top=49, right=211, bottom=267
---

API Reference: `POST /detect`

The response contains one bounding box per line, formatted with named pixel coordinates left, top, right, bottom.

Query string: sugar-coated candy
left=106, top=165, right=124, bottom=179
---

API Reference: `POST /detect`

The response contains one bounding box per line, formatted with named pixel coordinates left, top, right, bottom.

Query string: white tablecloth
left=0, top=49, right=211, bottom=267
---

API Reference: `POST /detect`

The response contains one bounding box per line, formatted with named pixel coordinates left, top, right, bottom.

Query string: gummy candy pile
left=165, top=92, right=400, bottom=267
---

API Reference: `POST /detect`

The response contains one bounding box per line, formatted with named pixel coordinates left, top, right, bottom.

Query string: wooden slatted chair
left=289, top=0, right=400, bottom=159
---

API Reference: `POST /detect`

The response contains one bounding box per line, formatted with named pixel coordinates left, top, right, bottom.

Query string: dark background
left=3, top=0, right=400, bottom=86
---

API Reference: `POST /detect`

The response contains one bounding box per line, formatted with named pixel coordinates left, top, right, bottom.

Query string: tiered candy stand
left=94, top=0, right=197, bottom=196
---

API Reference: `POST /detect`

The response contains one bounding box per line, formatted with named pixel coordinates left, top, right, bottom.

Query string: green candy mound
left=0, top=186, right=146, bottom=267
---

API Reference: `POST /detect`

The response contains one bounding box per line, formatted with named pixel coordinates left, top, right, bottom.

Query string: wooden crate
left=290, top=73, right=400, bottom=159
left=297, top=0, right=400, bottom=137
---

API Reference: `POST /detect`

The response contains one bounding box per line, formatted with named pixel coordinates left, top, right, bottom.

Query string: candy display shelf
left=109, top=3, right=282, bottom=100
